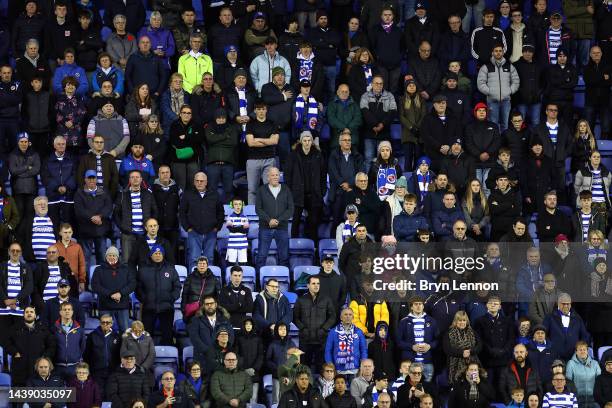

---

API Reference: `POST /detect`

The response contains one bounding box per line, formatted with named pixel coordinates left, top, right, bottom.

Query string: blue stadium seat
left=292, top=265, right=320, bottom=283
left=101, top=403, right=112, bottom=408
left=284, top=292, right=298, bottom=305
left=155, top=346, right=179, bottom=369
left=226, top=265, right=257, bottom=290
left=79, top=291, right=97, bottom=315
left=598, top=139, right=612, bottom=154
left=602, top=157, right=612, bottom=172
left=321, top=124, right=330, bottom=140
left=318, top=239, right=338, bottom=261
left=289, top=238, right=315, bottom=269
left=174, top=319, right=187, bottom=337
left=183, top=345, right=194, bottom=368
left=244, top=205, right=258, bottom=221
left=209, top=265, right=223, bottom=282
left=247, top=222, right=259, bottom=240
left=0, top=373, right=10, bottom=408
left=598, top=345, right=612, bottom=361
left=251, top=238, right=278, bottom=265
left=175, top=265, right=188, bottom=283
left=88, top=265, right=100, bottom=290
left=391, top=123, right=402, bottom=141
left=260, top=266, right=290, bottom=291
left=85, top=317, right=100, bottom=335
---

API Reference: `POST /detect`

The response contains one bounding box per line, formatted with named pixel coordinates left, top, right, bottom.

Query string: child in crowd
left=487, top=147, right=520, bottom=192
left=507, top=387, right=525, bottom=408
left=409, top=156, right=435, bottom=208
left=226, top=197, right=249, bottom=264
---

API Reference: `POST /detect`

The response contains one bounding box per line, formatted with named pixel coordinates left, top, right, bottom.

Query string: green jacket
left=399, top=94, right=427, bottom=144
left=278, top=355, right=313, bottom=396
left=562, top=0, right=595, bottom=39
left=327, top=96, right=363, bottom=148
left=210, top=367, right=252, bottom=408
left=205, top=124, right=240, bottom=165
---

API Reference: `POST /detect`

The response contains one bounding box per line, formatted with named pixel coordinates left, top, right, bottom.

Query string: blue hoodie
left=52, top=63, right=89, bottom=96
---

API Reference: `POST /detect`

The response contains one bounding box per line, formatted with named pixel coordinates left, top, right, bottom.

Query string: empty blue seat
left=598, top=139, right=612, bottom=153
left=260, top=266, right=290, bottom=291
left=209, top=265, right=223, bottom=282
left=391, top=123, right=402, bottom=141
left=174, top=319, right=187, bottom=337
left=318, top=239, right=338, bottom=261
left=284, top=291, right=298, bottom=305
left=0, top=371, right=7, bottom=386
left=155, top=346, right=179, bottom=369
left=183, top=345, right=194, bottom=368
left=175, top=265, right=188, bottom=282
left=84, top=317, right=100, bottom=335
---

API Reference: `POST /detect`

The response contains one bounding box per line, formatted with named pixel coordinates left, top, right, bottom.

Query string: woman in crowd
left=55, top=76, right=87, bottom=154
left=0, top=183, right=20, bottom=259
left=266, top=323, right=297, bottom=404
left=566, top=341, right=601, bottom=408
left=586, top=258, right=612, bottom=352
left=380, top=176, right=408, bottom=237
left=462, top=179, right=491, bottom=241
left=399, top=78, right=427, bottom=172
left=447, top=361, right=495, bottom=408
left=160, top=73, right=190, bottom=137
left=138, top=114, right=166, bottom=170
left=236, top=317, right=264, bottom=404
left=368, top=141, right=403, bottom=202
left=347, top=47, right=376, bottom=104
left=443, top=311, right=482, bottom=384
left=339, top=17, right=369, bottom=80
left=178, top=361, right=209, bottom=408
left=125, top=83, right=158, bottom=136
left=574, top=150, right=612, bottom=211
left=181, top=256, right=222, bottom=321
left=168, top=104, right=203, bottom=191
left=137, top=11, right=175, bottom=69
left=91, top=52, right=125, bottom=96
left=571, top=119, right=596, bottom=174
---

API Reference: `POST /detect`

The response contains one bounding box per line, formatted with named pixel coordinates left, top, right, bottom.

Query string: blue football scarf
left=294, top=94, right=318, bottom=131
left=376, top=166, right=397, bottom=200
left=237, top=87, right=248, bottom=142
left=363, top=64, right=373, bottom=91
left=297, top=52, right=315, bottom=82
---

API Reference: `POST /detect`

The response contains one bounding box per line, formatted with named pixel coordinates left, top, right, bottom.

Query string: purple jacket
left=137, top=26, right=176, bottom=68
left=67, top=377, right=101, bottom=408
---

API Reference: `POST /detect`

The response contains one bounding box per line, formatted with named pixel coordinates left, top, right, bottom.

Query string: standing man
left=317, top=255, right=348, bottom=312
left=535, top=191, right=573, bottom=242
left=420, top=95, right=463, bottom=172
left=52, top=301, right=86, bottom=380
left=513, top=44, right=544, bottom=127
left=253, top=278, right=293, bottom=339
left=128, top=218, right=174, bottom=270
left=250, top=36, right=291, bottom=93
left=32, top=245, right=75, bottom=316
left=219, top=265, right=254, bottom=327
left=177, top=34, right=213, bottom=93
left=84, top=314, right=121, bottom=398
left=583, top=45, right=611, bottom=139
left=41, top=136, right=77, bottom=231
left=210, top=352, right=253, bottom=408
left=477, top=44, right=520, bottom=131
left=543, top=292, right=591, bottom=360
left=471, top=9, right=507, bottom=65
left=74, top=170, right=113, bottom=271
left=105, top=350, right=150, bottom=408
left=152, top=165, right=181, bottom=260
left=325, top=308, right=367, bottom=383
left=0, top=65, right=23, bottom=154
left=293, top=275, right=336, bottom=371
left=77, top=135, right=120, bottom=200
left=179, top=172, right=224, bottom=271
left=114, top=170, right=158, bottom=264
left=255, top=167, right=294, bottom=270
left=18, top=196, right=56, bottom=264
left=124, top=36, right=168, bottom=97
left=41, top=279, right=85, bottom=329
left=308, top=10, right=341, bottom=102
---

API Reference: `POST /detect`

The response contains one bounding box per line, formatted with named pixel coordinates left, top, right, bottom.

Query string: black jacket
left=338, top=235, right=374, bottom=283
left=43, top=19, right=77, bottom=60
left=285, top=147, right=327, bottom=207
left=307, top=27, right=341, bottom=66
left=74, top=187, right=114, bottom=239
left=279, top=384, right=328, bottom=408
left=293, top=292, right=336, bottom=345
left=473, top=313, right=515, bottom=368
left=235, top=318, right=264, bottom=381
left=368, top=24, right=404, bottom=69
left=27, top=374, right=65, bottom=408
left=465, top=119, right=502, bottom=168
left=135, top=260, right=181, bottom=312
left=341, top=187, right=381, bottom=236
left=128, top=235, right=174, bottom=269
left=75, top=25, right=103, bottom=72
left=179, top=189, right=225, bottom=234
left=103, top=0, right=146, bottom=39
left=447, top=378, right=496, bottom=408
left=594, top=370, right=612, bottom=407
left=544, top=62, right=579, bottom=104
left=0, top=80, right=23, bottom=120
left=404, top=16, right=440, bottom=58
left=12, top=12, right=46, bottom=55
left=536, top=208, right=573, bottom=242
left=420, top=110, right=463, bottom=165
left=91, top=262, right=136, bottom=310
left=105, top=365, right=150, bottom=408
left=84, top=326, right=121, bottom=377
left=520, top=153, right=556, bottom=215
left=583, top=59, right=612, bottom=107
left=316, top=268, right=347, bottom=312
left=31, top=260, right=75, bottom=315
left=471, top=25, right=507, bottom=64
left=77, top=151, right=120, bottom=199
left=125, top=51, right=168, bottom=95
left=289, top=57, right=325, bottom=102
left=504, top=25, right=534, bottom=61
left=41, top=296, right=85, bottom=328
left=6, top=321, right=56, bottom=386
left=260, top=82, right=294, bottom=129
left=325, top=392, right=357, bottom=408
left=181, top=269, right=222, bottom=316
left=532, top=120, right=572, bottom=165
left=488, top=187, right=521, bottom=241
left=218, top=282, right=254, bottom=327
left=499, top=361, right=543, bottom=404
left=502, top=126, right=531, bottom=165
left=396, top=380, right=438, bottom=408
left=15, top=56, right=52, bottom=91
left=0, top=261, right=33, bottom=309
left=407, top=56, right=442, bottom=98
left=113, top=188, right=158, bottom=235
left=152, top=179, right=180, bottom=232
left=513, top=57, right=544, bottom=105
left=347, top=63, right=377, bottom=105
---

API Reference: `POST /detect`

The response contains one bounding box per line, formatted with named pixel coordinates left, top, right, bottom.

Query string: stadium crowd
left=1, top=0, right=612, bottom=407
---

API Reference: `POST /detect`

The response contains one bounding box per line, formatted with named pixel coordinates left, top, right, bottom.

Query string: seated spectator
left=15, top=39, right=52, bottom=93
left=178, top=361, right=208, bottom=408
left=92, top=53, right=124, bottom=96
left=125, top=35, right=168, bottom=97
left=565, top=340, right=601, bottom=407
left=188, top=295, right=234, bottom=365
left=250, top=36, right=291, bottom=93
left=91, top=247, right=134, bottom=333
left=393, top=194, right=429, bottom=242
left=432, top=192, right=465, bottom=241
left=55, top=77, right=87, bottom=151
left=350, top=278, right=389, bottom=339
left=106, top=350, right=150, bottom=408
left=326, top=375, right=357, bottom=408
left=84, top=314, right=121, bottom=397
left=177, top=34, right=213, bottom=94
left=191, top=72, right=225, bottom=128
left=181, top=256, right=222, bottom=322
left=52, top=49, right=89, bottom=97
left=542, top=373, right=579, bottom=408
left=119, top=137, right=156, bottom=187
left=593, top=354, right=612, bottom=407
left=210, top=351, right=253, bottom=407
left=350, top=358, right=374, bottom=407
left=361, top=372, right=393, bottom=408
left=86, top=102, right=130, bottom=159
left=124, top=83, right=158, bottom=136
left=137, top=11, right=175, bottom=69
left=445, top=61, right=472, bottom=95
left=168, top=105, right=203, bottom=191
left=148, top=370, right=191, bottom=408
left=67, top=362, right=102, bottom=408
left=543, top=292, right=591, bottom=361
left=138, top=115, right=166, bottom=170
left=396, top=363, right=438, bottom=407
left=160, top=73, right=190, bottom=136
left=447, top=361, right=496, bottom=408
left=462, top=179, right=490, bottom=241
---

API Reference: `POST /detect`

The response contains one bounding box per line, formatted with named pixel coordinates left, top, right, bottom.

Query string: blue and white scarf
left=335, top=324, right=357, bottom=371
left=365, top=387, right=389, bottom=407
left=363, top=64, right=373, bottom=92
left=237, top=87, right=248, bottom=142
left=342, top=221, right=359, bottom=242
left=416, top=170, right=431, bottom=202
left=376, top=165, right=397, bottom=200
left=0, top=198, right=4, bottom=223
left=294, top=94, right=318, bottom=131
left=410, top=313, right=426, bottom=362
left=297, top=51, right=315, bottom=82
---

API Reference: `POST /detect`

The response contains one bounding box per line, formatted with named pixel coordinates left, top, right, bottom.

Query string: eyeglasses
left=372, top=82, right=383, bottom=85
left=455, top=227, right=466, bottom=231
left=410, top=371, right=422, bottom=375
left=324, top=369, right=335, bottom=372
left=100, top=321, right=113, bottom=325
left=191, top=368, right=201, bottom=372
left=204, top=302, right=216, bottom=306
left=267, top=284, right=279, bottom=289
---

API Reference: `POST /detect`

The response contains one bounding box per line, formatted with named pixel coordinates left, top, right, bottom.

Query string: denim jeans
left=206, top=163, right=234, bottom=202
left=487, top=98, right=511, bottom=132
left=120, top=233, right=139, bottom=264
left=584, top=105, right=611, bottom=136
left=463, top=0, right=485, bottom=33
left=99, top=309, right=130, bottom=333
left=246, top=158, right=275, bottom=205
left=476, top=167, right=491, bottom=197
left=81, top=237, right=108, bottom=282
left=422, top=363, right=434, bottom=383
left=186, top=230, right=217, bottom=271
left=323, top=65, right=338, bottom=104
left=364, top=139, right=378, bottom=172
left=517, top=103, right=541, bottom=127
left=256, top=227, right=289, bottom=270
left=571, top=38, right=592, bottom=72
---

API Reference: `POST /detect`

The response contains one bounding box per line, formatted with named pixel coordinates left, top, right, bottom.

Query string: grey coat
left=105, top=32, right=138, bottom=67
left=574, top=164, right=612, bottom=207
left=255, top=184, right=294, bottom=230
left=8, top=148, right=41, bottom=195
left=477, top=56, right=520, bottom=102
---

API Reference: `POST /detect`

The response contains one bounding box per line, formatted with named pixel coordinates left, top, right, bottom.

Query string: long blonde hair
left=574, top=119, right=596, bottom=150
left=464, top=179, right=489, bottom=216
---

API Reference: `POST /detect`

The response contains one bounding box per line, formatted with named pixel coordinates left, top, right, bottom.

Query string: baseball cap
left=85, top=170, right=97, bottom=178
left=57, top=279, right=71, bottom=287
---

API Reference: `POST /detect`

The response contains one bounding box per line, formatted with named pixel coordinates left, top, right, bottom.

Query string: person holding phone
left=448, top=361, right=496, bottom=408
left=148, top=370, right=194, bottom=408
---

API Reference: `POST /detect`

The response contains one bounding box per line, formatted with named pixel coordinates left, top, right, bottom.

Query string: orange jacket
left=56, top=240, right=86, bottom=284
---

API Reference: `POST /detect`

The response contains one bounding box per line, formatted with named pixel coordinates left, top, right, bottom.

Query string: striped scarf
left=297, top=51, right=315, bottom=82
left=363, top=64, right=373, bottom=92
left=416, top=171, right=431, bottom=202
left=342, top=221, right=359, bottom=242
left=381, top=21, right=393, bottom=33
left=237, top=87, right=248, bottom=142
left=365, top=387, right=389, bottom=406
left=376, top=165, right=397, bottom=200
left=294, top=94, right=318, bottom=131
left=410, top=313, right=426, bottom=362
left=336, top=324, right=357, bottom=371
left=0, top=198, right=4, bottom=223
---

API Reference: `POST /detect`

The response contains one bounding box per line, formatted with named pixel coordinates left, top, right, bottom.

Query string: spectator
left=205, top=108, right=240, bottom=202
left=21, top=75, right=53, bottom=156
left=137, top=12, right=175, bottom=69
left=0, top=184, right=19, bottom=256
left=278, top=16, right=304, bottom=64
left=528, top=274, right=560, bottom=325
left=350, top=277, right=389, bottom=339
left=397, top=295, right=437, bottom=381
left=208, top=8, right=244, bottom=64
left=245, top=12, right=277, bottom=60
left=172, top=7, right=207, bottom=57
left=461, top=180, right=490, bottom=241
left=544, top=48, right=578, bottom=127
left=210, top=351, right=253, bottom=407
left=339, top=224, right=374, bottom=287
left=329, top=132, right=365, bottom=227
left=499, top=344, right=543, bottom=403
left=520, top=137, right=556, bottom=216
left=572, top=189, right=607, bottom=243
left=447, top=361, right=496, bottom=408
left=516, top=247, right=552, bottom=315
left=542, top=373, right=579, bottom=408
left=51, top=301, right=86, bottom=380
left=178, top=361, right=208, bottom=407
left=407, top=40, right=442, bottom=105
left=0, top=66, right=23, bottom=154
left=583, top=46, right=610, bottom=139
left=260, top=67, right=294, bottom=140
left=44, top=3, right=77, bottom=69
left=439, top=14, right=471, bottom=70
left=54, top=77, right=87, bottom=153
left=465, top=102, right=502, bottom=192
left=536, top=190, right=572, bottom=242
left=91, top=247, right=134, bottom=333
left=317, top=364, right=336, bottom=400
left=253, top=278, right=293, bottom=339
left=88, top=79, right=125, bottom=119
left=120, top=319, right=156, bottom=382
left=75, top=9, right=103, bottom=74
left=443, top=310, right=482, bottom=384
left=280, top=369, right=327, bottom=407
left=148, top=370, right=192, bottom=408
left=150, top=165, right=180, bottom=257
left=84, top=314, right=121, bottom=397
left=404, top=4, right=439, bottom=58
left=593, top=354, right=612, bottom=407
left=368, top=141, right=402, bottom=203
left=291, top=80, right=321, bottom=141
left=32, top=246, right=76, bottom=316
left=160, top=73, right=190, bottom=136
left=513, top=45, right=543, bottom=127
left=476, top=45, right=520, bottom=131
left=187, top=295, right=234, bottom=364
left=15, top=39, right=52, bottom=93
left=432, top=192, right=465, bottom=241
left=180, top=172, right=224, bottom=270
left=501, top=114, right=531, bottom=170
left=505, top=8, right=531, bottom=63
left=565, top=340, right=601, bottom=407
left=168, top=104, right=203, bottom=191
left=393, top=194, right=429, bottom=243
left=368, top=8, right=403, bottom=96
left=326, top=375, right=357, bottom=408
left=224, top=68, right=254, bottom=159
left=396, top=363, right=438, bottom=407
left=307, top=11, right=341, bottom=102
left=27, top=357, right=65, bottom=408
left=92, top=53, right=125, bottom=97
left=190, top=72, right=225, bottom=129
left=119, top=137, right=156, bottom=188
left=5, top=306, right=55, bottom=386
left=12, top=2, right=46, bottom=57
left=8, top=133, right=39, bottom=224
left=543, top=292, right=591, bottom=360
left=41, top=136, right=77, bottom=227
left=66, top=362, right=101, bottom=408
left=105, top=349, right=150, bottom=408
left=471, top=8, right=507, bottom=65
left=346, top=48, right=377, bottom=107
left=52, top=50, right=89, bottom=98
left=236, top=317, right=264, bottom=403
left=250, top=36, right=291, bottom=93
left=105, top=14, right=138, bottom=71
left=368, top=321, right=396, bottom=377
left=570, top=119, right=596, bottom=174
left=114, top=170, right=158, bottom=262
left=420, top=95, right=463, bottom=172
left=399, top=79, right=427, bottom=171
left=125, top=36, right=168, bottom=97
left=18, top=196, right=56, bottom=263
left=224, top=198, right=249, bottom=265
left=124, top=84, right=159, bottom=137
left=474, top=295, right=515, bottom=395
left=574, top=150, right=611, bottom=213
left=182, top=256, right=222, bottom=321
left=103, top=0, right=145, bottom=36
left=178, top=31, right=213, bottom=93
left=487, top=172, right=521, bottom=241
left=289, top=41, right=324, bottom=102
left=86, top=102, right=130, bottom=159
